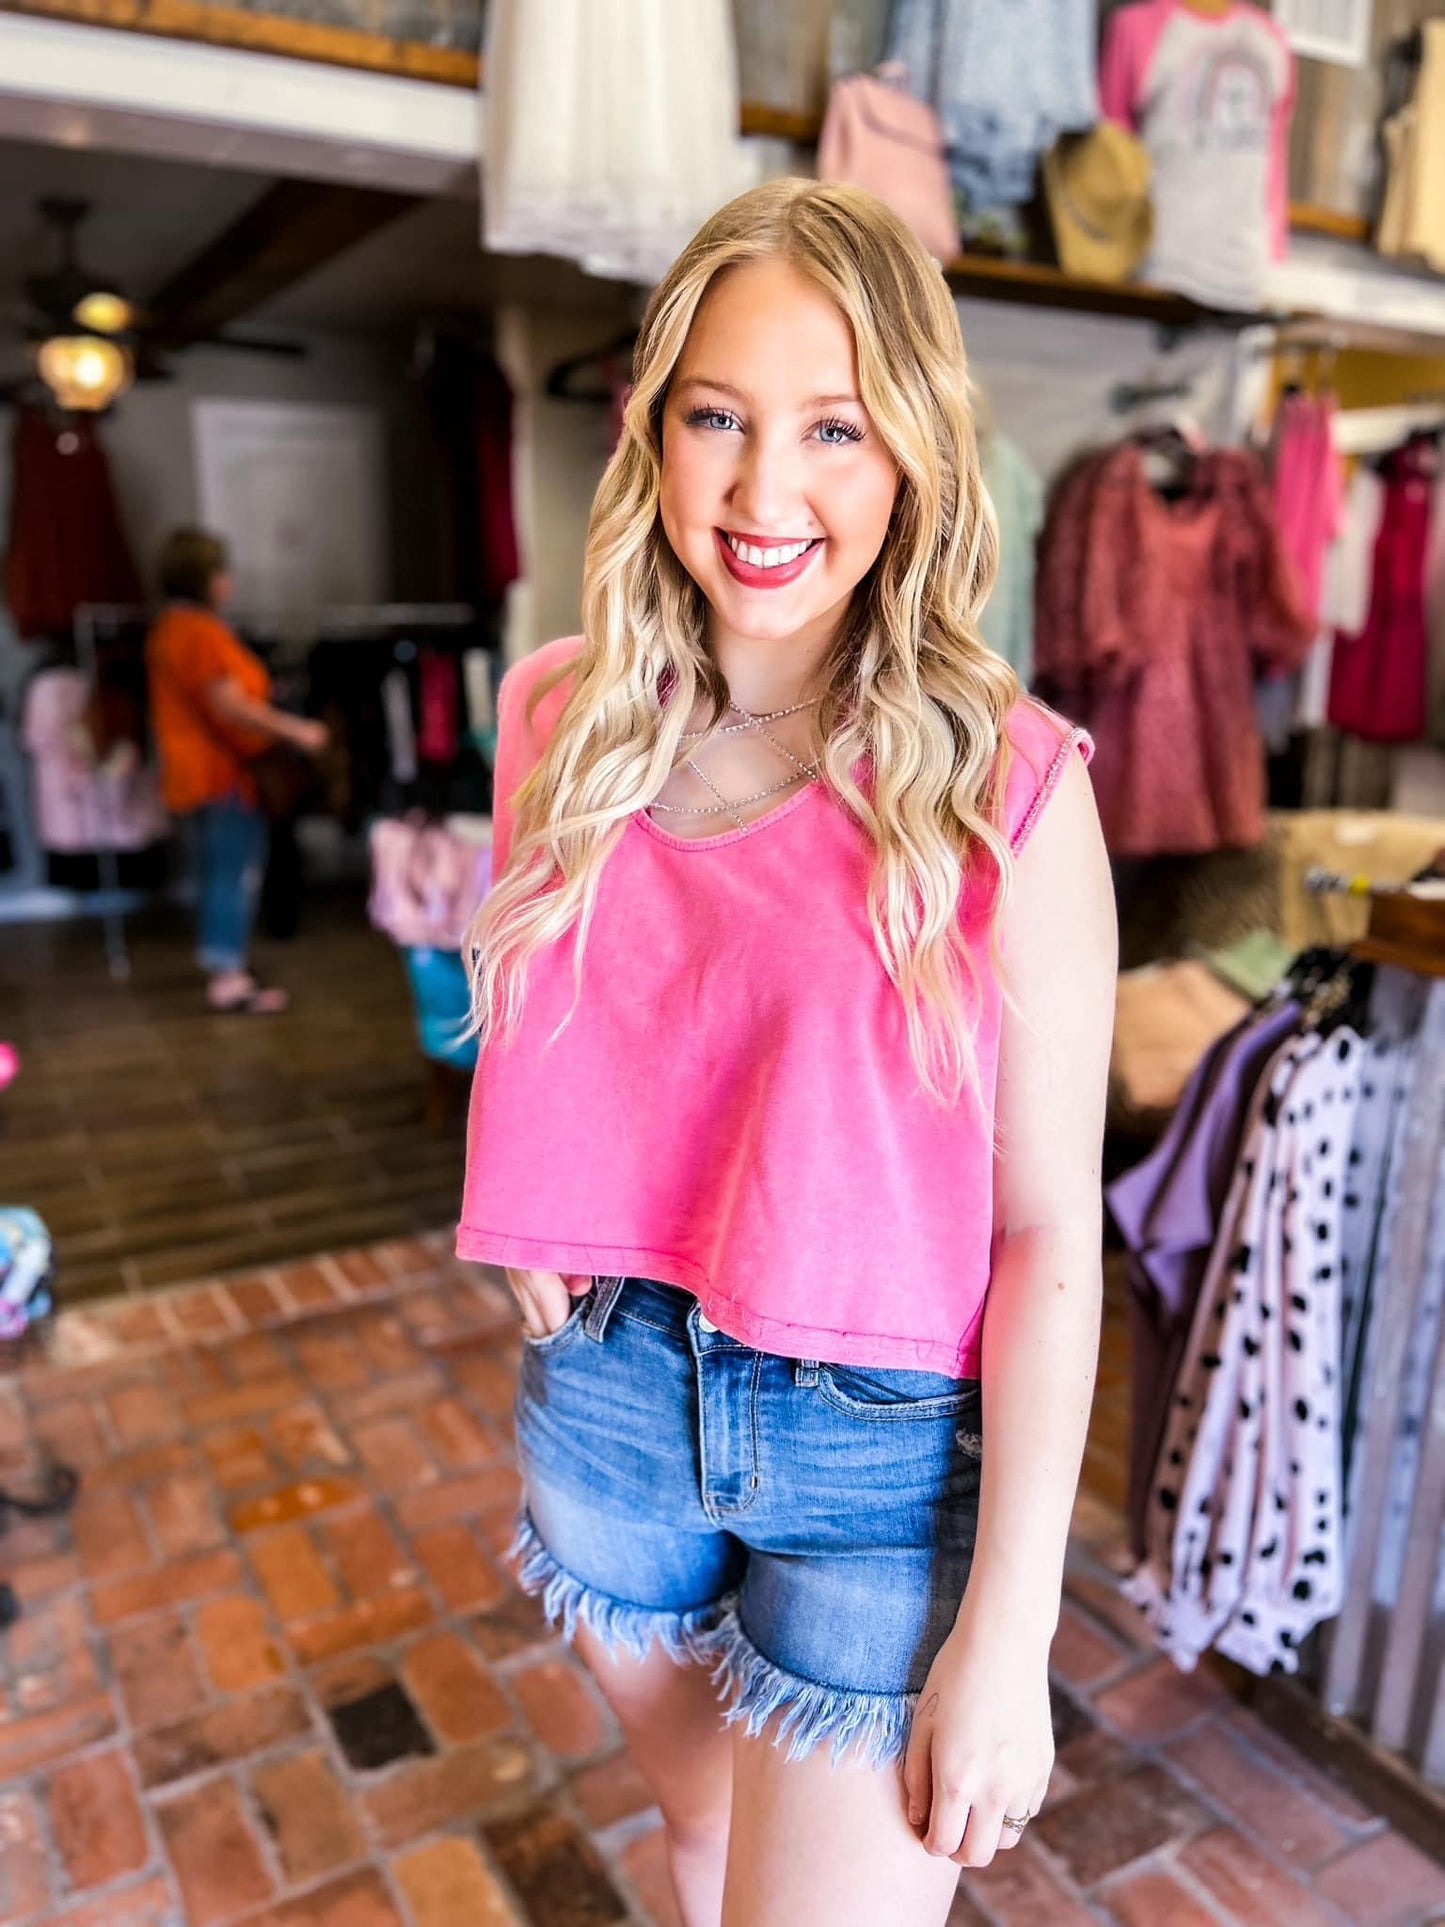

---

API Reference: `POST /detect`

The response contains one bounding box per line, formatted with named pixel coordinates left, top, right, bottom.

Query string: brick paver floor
left=1, top=1237, right=1443, bottom=1927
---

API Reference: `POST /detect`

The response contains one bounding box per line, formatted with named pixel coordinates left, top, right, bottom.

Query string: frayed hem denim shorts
left=510, top=1275, right=984, bottom=1770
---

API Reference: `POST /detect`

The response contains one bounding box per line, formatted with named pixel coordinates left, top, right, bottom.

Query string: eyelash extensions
left=682, top=407, right=865, bottom=445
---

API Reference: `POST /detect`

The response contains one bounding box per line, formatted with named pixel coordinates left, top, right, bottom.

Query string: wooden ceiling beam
left=144, top=177, right=419, bottom=347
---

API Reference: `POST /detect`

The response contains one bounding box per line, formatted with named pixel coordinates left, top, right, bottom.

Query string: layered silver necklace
left=648, top=697, right=820, bottom=832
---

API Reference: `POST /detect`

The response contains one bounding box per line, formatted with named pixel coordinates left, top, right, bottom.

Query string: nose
left=728, top=429, right=806, bottom=534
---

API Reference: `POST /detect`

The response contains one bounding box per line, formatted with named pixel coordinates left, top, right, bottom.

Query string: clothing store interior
left=2, top=1, right=1445, bottom=1923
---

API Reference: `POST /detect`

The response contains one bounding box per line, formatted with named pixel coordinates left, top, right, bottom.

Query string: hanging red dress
left=3, top=408, right=142, bottom=640
left=1328, top=435, right=1436, bottom=745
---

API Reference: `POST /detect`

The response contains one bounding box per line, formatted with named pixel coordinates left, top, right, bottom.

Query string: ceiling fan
left=1, top=195, right=304, bottom=414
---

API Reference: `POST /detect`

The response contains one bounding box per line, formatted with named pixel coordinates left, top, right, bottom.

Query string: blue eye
left=816, top=417, right=865, bottom=446
left=685, top=407, right=739, bottom=432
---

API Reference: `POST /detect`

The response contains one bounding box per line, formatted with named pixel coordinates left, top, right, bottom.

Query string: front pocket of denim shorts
left=520, top=1292, right=589, bottom=1356
left=817, top=1364, right=980, bottom=1421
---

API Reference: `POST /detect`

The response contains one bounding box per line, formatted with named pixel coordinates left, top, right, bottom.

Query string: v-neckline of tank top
left=632, top=780, right=823, bottom=853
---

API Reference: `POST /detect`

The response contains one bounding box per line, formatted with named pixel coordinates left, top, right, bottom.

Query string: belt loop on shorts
left=584, top=1276, right=625, bottom=1343
left=793, top=1359, right=820, bottom=1388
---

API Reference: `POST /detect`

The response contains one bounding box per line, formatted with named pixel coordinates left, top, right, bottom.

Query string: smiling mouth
left=722, top=532, right=822, bottom=569
left=715, top=529, right=824, bottom=588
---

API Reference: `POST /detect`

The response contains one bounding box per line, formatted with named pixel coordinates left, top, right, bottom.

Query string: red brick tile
left=107, top=1380, right=184, bottom=1448
left=0, top=1789, right=52, bottom=1922
left=230, top=1474, right=362, bottom=1535
left=394, top=1466, right=520, bottom=1532
left=83, top=1438, right=197, bottom=1489
left=333, top=1367, right=445, bottom=1428
left=350, top=1307, right=427, bottom=1373
left=320, top=1506, right=415, bottom=1601
left=169, top=1285, right=237, bottom=1340
left=571, top=1752, right=657, bottom=1830
left=953, top=1837, right=1096, bottom=1926
left=227, top=1274, right=286, bottom=1328
left=401, top=1631, right=512, bottom=1747
left=449, top=1351, right=517, bottom=1420
left=349, top=1415, right=438, bottom=1494
left=6, top=1592, right=100, bottom=1714
left=473, top=1507, right=517, bottom=1560
left=1049, top=1601, right=1128, bottom=1690
left=155, top=1779, right=273, bottom=1924
left=91, top=1548, right=243, bottom=1624
left=108, top=1611, right=209, bottom=1730
left=1101, top=1864, right=1217, bottom=1927
left=618, top=1823, right=683, bottom=1927
left=135, top=1685, right=311, bottom=1789
left=1180, top=1826, right=1346, bottom=1926
left=248, top=1525, right=340, bottom=1621
left=70, top=1487, right=151, bottom=1578
left=330, top=1247, right=390, bottom=1293
left=412, top=1522, right=506, bottom=1613
left=276, top=1261, right=342, bottom=1311
left=231, top=1868, right=404, bottom=1927
left=310, top=1652, right=393, bottom=1712
left=147, top=1471, right=226, bottom=1557
left=268, top=1402, right=351, bottom=1471
left=47, top=1747, right=148, bottom=1892
left=1093, top=1657, right=1229, bottom=1743
left=1167, top=1722, right=1352, bottom=1872
left=512, top=1656, right=609, bottom=1762
left=8, top=1547, right=83, bottom=1605
left=484, top=1803, right=627, bottom=1923
left=0, top=1693, right=118, bottom=1778
left=203, top=1423, right=276, bottom=1490
left=392, top=1835, right=519, bottom=1927
left=184, top=1376, right=305, bottom=1429
left=33, top=1397, right=109, bottom=1465
left=45, top=1872, right=176, bottom=1927
left=415, top=1395, right=493, bottom=1470
left=287, top=1588, right=434, bottom=1666
left=1060, top=1570, right=1158, bottom=1652
left=290, top=1328, right=371, bottom=1393
left=1034, top=1764, right=1211, bottom=1888
left=196, top=1595, right=285, bottom=1693
left=160, top=1348, right=229, bottom=1398
left=213, top=1331, right=290, bottom=1384
left=102, top=1298, right=171, bottom=1349
left=1313, top=1830, right=1445, bottom=1926
left=250, top=1749, right=364, bottom=1884
left=1220, top=1708, right=1378, bottom=1829
left=361, top=1736, right=537, bottom=1848
left=472, top=1589, right=553, bottom=1663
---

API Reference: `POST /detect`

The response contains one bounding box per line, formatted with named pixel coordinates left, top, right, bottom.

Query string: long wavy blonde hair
left=468, top=177, right=1020, bottom=1106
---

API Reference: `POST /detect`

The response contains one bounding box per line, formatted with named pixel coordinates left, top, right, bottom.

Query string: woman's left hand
left=902, top=1599, right=1055, bottom=1867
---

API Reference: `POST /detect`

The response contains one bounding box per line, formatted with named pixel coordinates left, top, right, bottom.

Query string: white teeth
left=726, top=536, right=816, bottom=569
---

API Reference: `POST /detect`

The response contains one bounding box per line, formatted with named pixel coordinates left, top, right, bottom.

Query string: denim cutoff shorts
left=511, top=1275, right=984, bottom=1769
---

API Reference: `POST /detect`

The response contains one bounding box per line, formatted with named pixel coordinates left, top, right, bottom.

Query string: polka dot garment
left=1125, top=1026, right=1364, bottom=1675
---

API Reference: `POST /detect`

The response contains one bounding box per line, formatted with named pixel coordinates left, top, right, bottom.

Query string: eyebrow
left=674, top=377, right=862, bottom=408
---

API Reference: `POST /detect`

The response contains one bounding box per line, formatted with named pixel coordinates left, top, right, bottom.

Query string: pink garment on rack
left=1271, top=392, right=1342, bottom=626
left=1034, top=443, right=1312, bottom=855
left=21, top=668, right=167, bottom=854
left=1328, top=435, right=1436, bottom=745
left=368, top=815, right=492, bottom=951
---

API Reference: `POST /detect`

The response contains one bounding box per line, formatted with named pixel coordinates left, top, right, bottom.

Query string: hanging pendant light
left=35, top=333, right=135, bottom=412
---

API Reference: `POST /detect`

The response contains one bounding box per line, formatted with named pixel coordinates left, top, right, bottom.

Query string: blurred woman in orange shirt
left=146, top=528, right=326, bottom=1014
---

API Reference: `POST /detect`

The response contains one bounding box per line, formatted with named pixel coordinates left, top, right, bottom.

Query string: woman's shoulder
left=498, top=636, right=585, bottom=744
left=999, top=697, right=1095, bottom=856
left=145, top=604, right=233, bottom=663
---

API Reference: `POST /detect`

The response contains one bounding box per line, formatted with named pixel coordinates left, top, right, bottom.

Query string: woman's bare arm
left=207, top=679, right=325, bottom=755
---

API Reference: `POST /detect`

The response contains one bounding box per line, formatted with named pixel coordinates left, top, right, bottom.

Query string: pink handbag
left=817, top=68, right=960, bottom=263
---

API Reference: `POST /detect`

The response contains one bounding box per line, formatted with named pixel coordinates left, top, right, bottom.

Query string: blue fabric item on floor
left=402, top=946, right=478, bottom=1070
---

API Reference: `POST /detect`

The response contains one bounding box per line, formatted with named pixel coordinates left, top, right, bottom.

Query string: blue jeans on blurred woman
left=194, top=794, right=267, bottom=974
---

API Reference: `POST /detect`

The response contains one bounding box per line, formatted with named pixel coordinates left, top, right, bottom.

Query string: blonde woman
left=460, top=179, right=1115, bottom=1925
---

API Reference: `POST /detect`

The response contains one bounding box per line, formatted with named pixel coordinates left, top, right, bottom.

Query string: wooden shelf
left=941, top=251, right=1251, bottom=328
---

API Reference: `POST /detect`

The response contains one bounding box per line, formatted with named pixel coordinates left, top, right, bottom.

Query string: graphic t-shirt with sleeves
left=1100, top=0, right=1295, bottom=311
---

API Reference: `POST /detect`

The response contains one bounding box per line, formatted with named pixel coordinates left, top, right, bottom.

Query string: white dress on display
left=482, top=0, right=756, bottom=285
